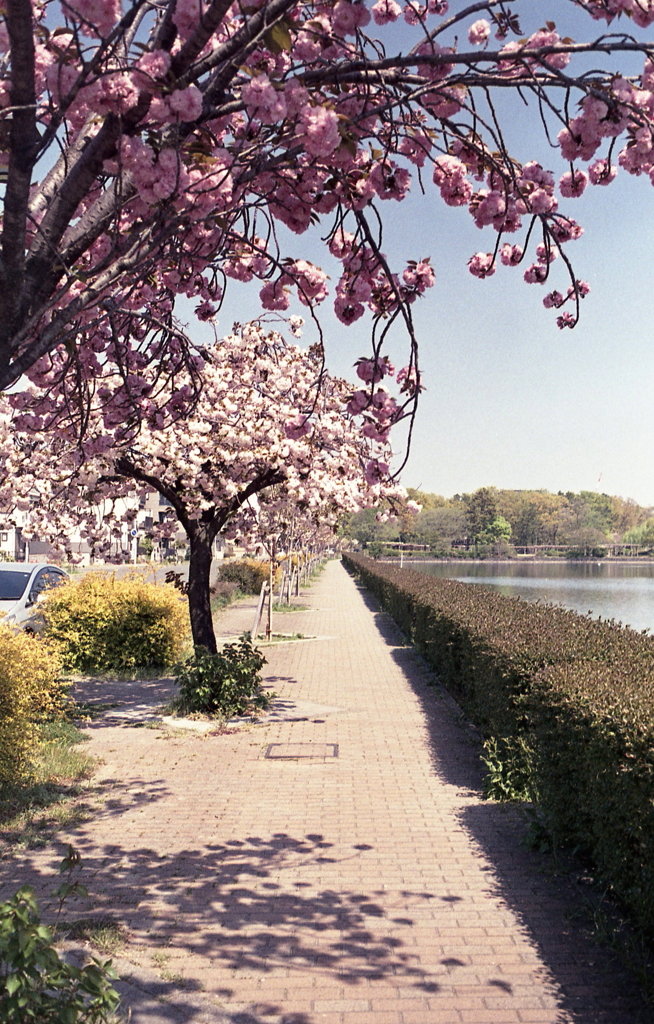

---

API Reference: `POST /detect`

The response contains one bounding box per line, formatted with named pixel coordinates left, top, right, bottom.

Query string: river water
left=401, top=560, right=654, bottom=633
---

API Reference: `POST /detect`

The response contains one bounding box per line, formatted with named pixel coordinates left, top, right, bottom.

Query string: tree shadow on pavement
left=7, top=829, right=473, bottom=1024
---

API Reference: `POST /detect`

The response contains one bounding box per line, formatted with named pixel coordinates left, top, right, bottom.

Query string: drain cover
left=265, top=743, right=339, bottom=759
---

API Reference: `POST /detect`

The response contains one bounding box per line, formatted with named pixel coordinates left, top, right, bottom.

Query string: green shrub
left=0, top=848, right=120, bottom=1023
left=42, top=572, right=190, bottom=672
left=0, top=888, right=120, bottom=1022
left=481, top=736, right=534, bottom=803
left=217, top=559, right=273, bottom=595
left=210, top=580, right=240, bottom=612
left=175, top=636, right=268, bottom=716
left=0, top=627, right=65, bottom=785
left=343, top=553, right=654, bottom=937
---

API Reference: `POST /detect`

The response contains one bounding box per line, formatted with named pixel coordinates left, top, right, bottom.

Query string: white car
left=0, top=563, right=69, bottom=630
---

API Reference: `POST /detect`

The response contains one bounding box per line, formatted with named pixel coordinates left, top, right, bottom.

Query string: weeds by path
left=0, top=720, right=97, bottom=850
left=59, top=917, right=128, bottom=957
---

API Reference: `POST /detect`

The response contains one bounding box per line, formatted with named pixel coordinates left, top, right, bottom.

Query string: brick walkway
left=1, top=561, right=650, bottom=1023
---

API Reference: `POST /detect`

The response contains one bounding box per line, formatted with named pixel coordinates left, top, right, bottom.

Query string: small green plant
left=481, top=736, right=535, bottom=802
left=0, top=847, right=120, bottom=1023
left=520, top=806, right=553, bottom=854
left=174, top=636, right=268, bottom=717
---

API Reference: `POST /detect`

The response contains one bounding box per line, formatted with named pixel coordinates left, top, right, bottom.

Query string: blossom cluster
left=0, top=0, right=653, bottom=407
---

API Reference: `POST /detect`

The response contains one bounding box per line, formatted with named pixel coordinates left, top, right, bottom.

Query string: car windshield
left=0, top=571, right=31, bottom=601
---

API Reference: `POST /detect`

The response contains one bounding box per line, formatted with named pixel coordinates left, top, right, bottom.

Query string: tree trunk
left=187, top=525, right=218, bottom=654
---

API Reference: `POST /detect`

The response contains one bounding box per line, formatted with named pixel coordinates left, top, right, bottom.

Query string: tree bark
left=187, top=523, right=219, bottom=654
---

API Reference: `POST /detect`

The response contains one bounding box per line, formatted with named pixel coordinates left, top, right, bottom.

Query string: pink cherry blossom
left=66, top=0, right=122, bottom=36
left=557, top=312, right=577, bottom=328
left=399, top=131, right=433, bottom=167
left=432, top=155, right=473, bottom=206
left=290, top=260, right=329, bottom=305
left=365, top=459, right=390, bottom=486
left=335, top=0, right=371, bottom=33
left=285, top=414, right=312, bottom=439
left=242, top=74, right=287, bottom=124
left=260, top=279, right=291, bottom=311
left=468, top=253, right=495, bottom=278
left=369, top=161, right=411, bottom=200
left=524, top=263, right=549, bottom=284
left=500, top=243, right=523, bottom=266
left=559, top=169, right=589, bottom=197
left=346, top=390, right=370, bottom=414
left=335, top=295, right=365, bottom=325
left=402, top=260, right=435, bottom=292
left=136, top=50, right=171, bottom=82
left=468, top=19, right=490, bottom=45
left=300, top=104, right=341, bottom=157
left=535, top=243, right=557, bottom=264
left=355, top=357, right=395, bottom=384
left=372, top=0, right=402, bottom=24
left=168, top=85, right=204, bottom=121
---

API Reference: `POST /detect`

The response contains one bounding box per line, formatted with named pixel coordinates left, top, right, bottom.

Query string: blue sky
left=198, top=165, right=654, bottom=508
left=190, top=7, right=654, bottom=507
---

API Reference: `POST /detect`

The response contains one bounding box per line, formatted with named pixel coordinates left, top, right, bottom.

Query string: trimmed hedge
left=343, top=553, right=654, bottom=936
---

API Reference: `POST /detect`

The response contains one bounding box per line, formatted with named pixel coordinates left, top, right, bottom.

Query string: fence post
left=250, top=581, right=269, bottom=641
left=267, top=543, right=275, bottom=640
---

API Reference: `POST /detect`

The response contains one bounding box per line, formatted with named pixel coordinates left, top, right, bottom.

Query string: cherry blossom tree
left=2, top=319, right=406, bottom=651
left=2, top=0, right=654, bottom=434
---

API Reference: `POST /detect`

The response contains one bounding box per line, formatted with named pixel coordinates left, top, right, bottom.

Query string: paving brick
left=516, top=1013, right=567, bottom=1023
left=313, top=999, right=371, bottom=1013
left=342, top=1013, right=397, bottom=1024
left=402, top=1011, right=462, bottom=1024
left=459, top=1012, right=522, bottom=1023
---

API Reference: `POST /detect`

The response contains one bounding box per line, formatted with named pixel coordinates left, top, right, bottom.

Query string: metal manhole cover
left=265, top=743, right=339, bottom=759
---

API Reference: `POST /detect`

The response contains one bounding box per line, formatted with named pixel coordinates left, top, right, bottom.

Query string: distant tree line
left=344, top=488, right=654, bottom=559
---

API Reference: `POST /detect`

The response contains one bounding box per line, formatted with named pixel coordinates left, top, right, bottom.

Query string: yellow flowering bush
left=0, top=626, right=64, bottom=784
left=42, top=572, right=190, bottom=672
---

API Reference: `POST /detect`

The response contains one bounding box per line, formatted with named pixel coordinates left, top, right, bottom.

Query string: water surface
left=402, top=560, right=654, bottom=633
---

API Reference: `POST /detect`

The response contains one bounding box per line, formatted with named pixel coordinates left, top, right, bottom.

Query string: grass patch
left=272, top=603, right=310, bottom=613
left=64, top=665, right=178, bottom=684
left=60, top=917, right=127, bottom=955
left=254, top=632, right=309, bottom=645
left=37, top=722, right=95, bottom=785
left=0, top=720, right=97, bottom=849
left=70, top=701, right=122, bottom=721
